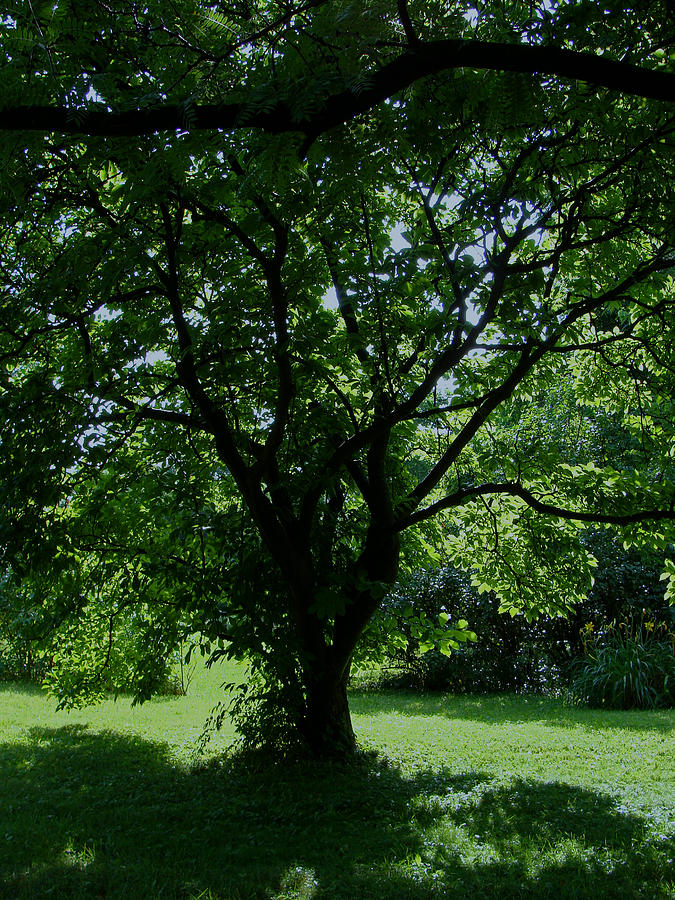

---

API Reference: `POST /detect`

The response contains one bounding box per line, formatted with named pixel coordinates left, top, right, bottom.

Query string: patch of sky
left=94, top=307, right=122, bottom=322
left=390, top=225, right=409, bottom=252
left=85, top=85, right=104, bottom=104
left=463, top=8, right=479, bottom=28
left=123, top=349, right=167, bottom=371
left=145, top=349, right=168, bottom=365
left=323, top=285, right=338, bottom=310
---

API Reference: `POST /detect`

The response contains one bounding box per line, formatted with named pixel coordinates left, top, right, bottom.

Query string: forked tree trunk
left=278, top=524, right=399, bottom=757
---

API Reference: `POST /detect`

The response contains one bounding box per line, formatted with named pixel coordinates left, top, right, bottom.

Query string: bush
left=366, top=527, right=673, bottom=697
left=374, top=567, right=571, bottom=694
left=578, top=531, right=670, bottom=633
left=0, top=579, right=52, bottom=682
left=0, top=637, right=51, bottom=682
left=568, top=615, right=675, bottom=709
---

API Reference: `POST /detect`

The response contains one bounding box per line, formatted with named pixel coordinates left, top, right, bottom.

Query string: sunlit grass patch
left=0, top=669, right=673, bottom=899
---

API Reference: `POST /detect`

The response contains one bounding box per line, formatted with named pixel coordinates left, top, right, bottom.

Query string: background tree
left=1, top=0, right=675, bottom=754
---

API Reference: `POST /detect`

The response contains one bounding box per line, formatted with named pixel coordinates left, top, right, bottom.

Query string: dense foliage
left=1, top=1, right=675, bottom=753
left=371, top=529, right=671, bottom=697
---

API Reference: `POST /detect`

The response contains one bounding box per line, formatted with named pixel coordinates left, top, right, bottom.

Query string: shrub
left=0, top=579, right=52, bottom=682
left=373, top=567, right=570, bottom=694
left=367, top=530, right=672, bottom=696
left=0, top=636, right=51, bottom=682
left=568, top=615, right=675, bottom=709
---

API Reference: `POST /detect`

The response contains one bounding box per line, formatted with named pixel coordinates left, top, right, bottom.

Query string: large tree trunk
left=301, top=662, right=356, bottom=757
left=269, top=518, right=399, bottom=758
left=292, top=525, right=399, bottom=757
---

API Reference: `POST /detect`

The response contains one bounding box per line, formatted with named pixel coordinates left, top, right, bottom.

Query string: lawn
left=0, top=661, right=673, bottom=899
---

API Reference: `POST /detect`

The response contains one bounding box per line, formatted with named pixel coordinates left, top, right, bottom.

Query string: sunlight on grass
left=62, top=838, right=97, bottom=871
left=277, top=865, right=320, bottom=899
left=0, top=662, right=673, bottom=899
left=0, top=655, right=244, bottom=765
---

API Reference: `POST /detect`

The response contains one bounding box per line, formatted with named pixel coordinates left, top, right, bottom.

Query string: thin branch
left=397, top=0, right=419, bottom=47
left=360, top=192, right=395, bottom=400
left=100, top=401, right=202, bottom=429
left=186, top=198, right=268, bottom=264
left=399, top=341, right=540, bottom=515
left=319, top=235, right=371, bottom=366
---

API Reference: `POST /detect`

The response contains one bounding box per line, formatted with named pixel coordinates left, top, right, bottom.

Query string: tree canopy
left=1, top=0, right=675, bottom=754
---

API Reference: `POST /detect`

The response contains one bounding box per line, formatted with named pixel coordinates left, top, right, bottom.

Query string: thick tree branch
left=101, top=401, right=202, bottom=430
left=396, top=481, right=675, bottom=531
left=3, top=41, right=674, bottom=138
left=332, top=420, right=400, bottom=670
left=185, top=186, right=294, bottom=476
left=257, top=231, right=295, bottom=472
left=155, top=202, right=309, bottom=595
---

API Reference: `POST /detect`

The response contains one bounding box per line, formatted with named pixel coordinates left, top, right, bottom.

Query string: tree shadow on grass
left=350, top=690, right=675, bottom=733
left=0, top=725, right=671, bottom=899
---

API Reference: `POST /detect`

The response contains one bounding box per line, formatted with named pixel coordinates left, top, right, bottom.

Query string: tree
left=1, top=0, right=675, bottom=755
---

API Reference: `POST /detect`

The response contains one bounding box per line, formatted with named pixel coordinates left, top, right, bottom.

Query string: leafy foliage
left=370, top=526, right=671, bottom=695
left=1, top=0, right=675, bottom=752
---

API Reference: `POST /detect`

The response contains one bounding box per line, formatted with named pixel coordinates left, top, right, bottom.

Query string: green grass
left=0, top=664, right=673, bottom=899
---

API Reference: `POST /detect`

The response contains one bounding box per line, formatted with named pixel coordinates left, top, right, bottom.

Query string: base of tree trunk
left=302, top=669, right=357, bottom=758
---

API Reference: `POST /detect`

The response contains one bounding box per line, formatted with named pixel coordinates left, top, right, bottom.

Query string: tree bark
left=301, top=661, right=356, bottom=758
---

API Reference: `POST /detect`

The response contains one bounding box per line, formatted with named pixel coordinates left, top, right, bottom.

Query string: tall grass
left=569, top=616, right=675, bottom=710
